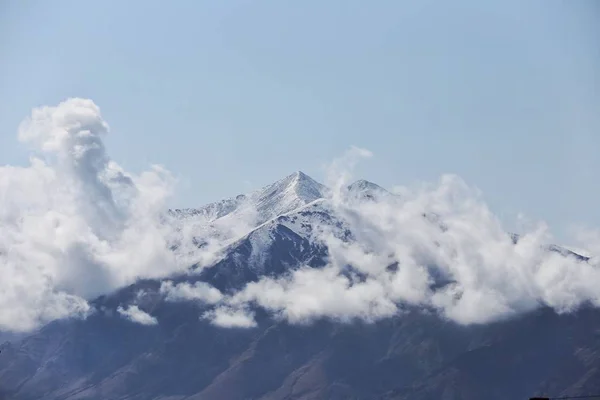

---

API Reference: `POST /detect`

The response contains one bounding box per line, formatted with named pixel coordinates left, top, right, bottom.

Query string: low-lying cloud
left=2, top=98, right=600, bottom=332
left=162, top=150, right=600, bottom=328
left=160, top=280, right=223, bottom=304
left=202, top=307, right=257, bottom=328
left=117, top=305, right=158, bottom=326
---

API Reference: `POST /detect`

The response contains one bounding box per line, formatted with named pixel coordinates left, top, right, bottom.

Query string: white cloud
left=230, top=265, right=398, bottom=324
left=160, top=281, right=223, bottom=304
left=3, top=100, right=600, bottom=332
left=324, top=145, right=373, bottom=204
left=203, top=307, right=257, bottom=328
left=0, top=98, right=198, bottom=332
left=197, top=149, right=600, bottom=327
left=117, top=305, right=158, bottom=326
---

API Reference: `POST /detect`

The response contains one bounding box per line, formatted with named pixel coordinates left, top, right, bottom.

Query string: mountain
left=166, top=172, right=329, bottom=254
left=0, top=172, right=597, bottom=400
left=170, top=171, right=327, bottom=224
left=346, top=179, right=392, bottom=201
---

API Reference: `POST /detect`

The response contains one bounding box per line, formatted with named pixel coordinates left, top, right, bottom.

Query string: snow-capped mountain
left=168, top=171, right=354, bottom=281
left=167, top=172, right=332, bottom=252
left=346, top=179, right=392, bottom=201
left=0, top=171, right=595, bottom=400
left=166, top=172, right=586, bottom=298
left=167, top=172, right=389, bottom=258
left=171, top=172, right=583, bottom=283
left=167, top=171, right=585, bottom=284
left=170, top=171, right=327, bottom=224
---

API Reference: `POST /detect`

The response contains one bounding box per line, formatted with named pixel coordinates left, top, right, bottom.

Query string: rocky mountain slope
left=0, top=172, right=597, bottom=400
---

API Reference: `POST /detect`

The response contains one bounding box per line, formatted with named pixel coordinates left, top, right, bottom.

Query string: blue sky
left=1, top=1, right=599, bottom=240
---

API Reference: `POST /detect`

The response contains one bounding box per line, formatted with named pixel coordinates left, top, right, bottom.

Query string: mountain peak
left=346, top=179, right=390, bottom=201
left=291, top=170, right=309, bottom=180
left=167, top=171, right=327, bottom=228
left=282, top=170, right=314, bottom=183
left=280, top=171, right=324, bottom=198
left=348, top=179, right=385, bottom=191
left=254, top=172, right=326, bottom=217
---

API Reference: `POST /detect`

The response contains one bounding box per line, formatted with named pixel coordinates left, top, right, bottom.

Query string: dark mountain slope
left=5, top=296, right=600, bottom=400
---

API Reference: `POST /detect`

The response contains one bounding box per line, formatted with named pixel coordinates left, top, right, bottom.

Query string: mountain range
left=0, top=171, right=599, bottom=400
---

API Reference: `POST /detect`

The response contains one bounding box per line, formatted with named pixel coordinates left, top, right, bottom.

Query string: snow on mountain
left=165, top=172, right=329, bottom=259
left=250, top=171, right=328, bottom=223
left=169, top=195, right=248, bottom=221
left=511, top=233, right=588, bottom=261
left=171, top=171, right=327, bottom=224
left=168, top=173, right=389, bottom=279
left=229, top=200, right=345, bottom=275
left=192, top=176, right=400, bottom=281
left=346, top=179, right=392, bottom=201
left=169, top=172, right=586, bottom=281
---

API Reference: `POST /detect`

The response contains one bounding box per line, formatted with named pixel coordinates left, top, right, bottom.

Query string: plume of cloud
left=324, top=145, right=373, bottom=205
left=0, top=98, right=194, bottom=332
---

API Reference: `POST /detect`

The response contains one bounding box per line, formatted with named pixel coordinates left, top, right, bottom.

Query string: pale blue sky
left=1, top=1, right=599, bottom=240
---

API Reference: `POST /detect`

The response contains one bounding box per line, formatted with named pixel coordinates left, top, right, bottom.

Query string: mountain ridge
left=172, top=172, right=586, bottom=271
left=0, top=171, right=596, bottom=400
left=169, top=171, right=328, bottom=222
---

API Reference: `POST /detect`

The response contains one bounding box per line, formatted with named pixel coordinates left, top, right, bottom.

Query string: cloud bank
left=162, top=149, right=600, bottom=328
left=3, top=98, right=600, bottom=332
left=160, top=281, right=223, bottom=304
